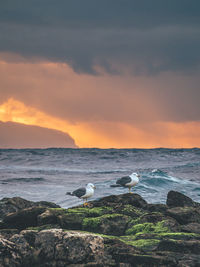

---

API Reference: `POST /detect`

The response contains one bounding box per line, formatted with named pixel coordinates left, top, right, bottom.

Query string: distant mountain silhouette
left=0, top=121, right=77, bottom=148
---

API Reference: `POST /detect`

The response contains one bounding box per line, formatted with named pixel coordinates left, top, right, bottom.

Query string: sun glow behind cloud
left=0, top=98, right=131, bottom=148
left=1, top=54, right=200, bottom=148
left=1, top=98, right=200, bottom=148
left=0, top=98, right=90, bottom=148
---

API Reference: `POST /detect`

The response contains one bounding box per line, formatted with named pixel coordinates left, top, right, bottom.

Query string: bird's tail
left=66, top=192, right=73, bottom=196
left=110, top=184, right=121, bottom=187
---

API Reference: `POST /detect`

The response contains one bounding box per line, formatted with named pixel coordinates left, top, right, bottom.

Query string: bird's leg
left=84, top=198, right=88, bottom=207
left=129, top=187, right=133, bottom=194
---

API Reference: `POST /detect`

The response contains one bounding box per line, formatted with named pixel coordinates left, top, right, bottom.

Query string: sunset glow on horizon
left=1, top=98, right=200, bottom=149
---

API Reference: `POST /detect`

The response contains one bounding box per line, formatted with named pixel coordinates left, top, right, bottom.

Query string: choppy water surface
left=0, top=148, right=200, bottom=208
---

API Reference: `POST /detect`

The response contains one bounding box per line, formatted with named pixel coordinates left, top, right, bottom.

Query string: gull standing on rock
left=110, top=172, right=140, bottom=193
left=66, top=183, right=96, bottom=206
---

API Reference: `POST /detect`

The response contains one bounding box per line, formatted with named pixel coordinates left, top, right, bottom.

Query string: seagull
left=110, top=172, right=140, bottom=193
left=66, top=183, right=96, bottom=206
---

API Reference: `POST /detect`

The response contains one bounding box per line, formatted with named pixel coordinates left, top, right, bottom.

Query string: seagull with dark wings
left=66, top=183, right=96, bottom=206
left=111, top=172, right=140, bottom=193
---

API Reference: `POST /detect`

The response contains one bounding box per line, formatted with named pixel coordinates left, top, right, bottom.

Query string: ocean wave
left=192, top=187, right=200, bottom=191
left=0, top=177, right=45, bottom=184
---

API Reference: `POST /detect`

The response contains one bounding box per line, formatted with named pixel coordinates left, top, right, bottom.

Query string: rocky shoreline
left=0, top=191, right=200, bottom=266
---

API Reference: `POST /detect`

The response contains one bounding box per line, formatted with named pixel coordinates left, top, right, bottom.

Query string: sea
left=0, top=148, right=200, bottom=208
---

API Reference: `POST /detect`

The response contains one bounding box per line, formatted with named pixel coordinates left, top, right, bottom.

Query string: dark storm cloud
left=0, top=0, right=200, bottom=74
left=1, top=0, right=200, bottom=28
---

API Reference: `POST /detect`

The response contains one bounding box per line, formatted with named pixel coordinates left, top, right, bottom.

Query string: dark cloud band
left=0, top=0, right=200, bottom=74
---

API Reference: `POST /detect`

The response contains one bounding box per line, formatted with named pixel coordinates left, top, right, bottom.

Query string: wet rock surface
left=0, top=191, right=200, bottom=266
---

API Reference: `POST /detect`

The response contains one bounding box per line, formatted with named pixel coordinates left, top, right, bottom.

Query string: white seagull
left=111, top=172, right=140, bottom=193
left=66, top=183, right=96, bottom=206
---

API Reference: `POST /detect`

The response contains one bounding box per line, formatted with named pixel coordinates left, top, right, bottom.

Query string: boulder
left=0, top=237, right=21, bottom=267
left=91, top=193, right=148, bottom=209
left=0, top=229, right=19, bottom=240
left=167, top=191, right=194, bottom=208
left=166, top=207, right=200, bottom=225
left=59, top=212, right=86, bottom=230
left=181, top=223, right=200, bottom=234
left=157, top=239, right=200, bottom=254
left=2, top=207, right=46, bottom=230
left=147, top=203, right=167, bottom=213
left=0, top=229, right=107, bottom=266
left=0, top=197, right=60, bottom=221
left=83, top=214, right=131, bottom=235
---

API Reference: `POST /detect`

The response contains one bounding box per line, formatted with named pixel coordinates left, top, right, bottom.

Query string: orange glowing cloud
left=1, top=98, right=200, bottom=148
left=1, top=53, right=200, bottom=148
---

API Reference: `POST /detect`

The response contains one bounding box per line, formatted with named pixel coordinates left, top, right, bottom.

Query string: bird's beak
left=94, top=186, right=96, bottom=189
left=138, top=175, right=141, bottom=178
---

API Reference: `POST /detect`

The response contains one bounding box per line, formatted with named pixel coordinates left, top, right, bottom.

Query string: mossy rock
left=66, top=206, right=113, bottom=217
left=121, top=237, right=160, bottom=251
left=91, top=193, right=147, bottom=209
left=83, top=213, right=131, bottom=235
left=125, top=220, right=170, bottom=236
left=117, top=205, right=145, bottom=218
left=27, top=224, right=61, bottom=231
left=138, top=212, right=169, bottom=223
left=129, top=232, right=200, bottom=242
left=157, top=232, right=200, bottom=241
left=58, top=212, right=86, bottom=230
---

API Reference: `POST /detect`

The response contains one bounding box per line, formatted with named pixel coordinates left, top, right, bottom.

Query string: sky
left=0, top=0, right=200, bottom=148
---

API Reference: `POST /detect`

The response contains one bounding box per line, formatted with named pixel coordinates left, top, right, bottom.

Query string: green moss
left=67, top=207, right=88, bottom=214
left=126, top=222, right=153, bottom=235
left=153, top=221, right=170, bottom=233
left=82, top=213, right=130, bottom=232
left=157, top=232, right=200, bottom=240
left=27, top=224, right=59, bottom=231
left=124, top=238, right=160, bottom=249
left=49, top=208, right=68, bottom=215
left=82, top=217, right=101, bottom=230
left=126, top=220, right=170, bottom=235
left=120, top=205, right=144, bottom=217
left=87, top=207, right=113, bottom=217
left=66, top=206, right=113, bottom=217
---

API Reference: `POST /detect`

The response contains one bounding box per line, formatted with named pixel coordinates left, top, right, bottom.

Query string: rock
left=0, top=229, right=107, bottom=266
left=166, top=207, right=200, bottom=225
left=157, top=239, right=200, bottom=254
left=0, top=197, right=34, bottom=220
left=181, top=223, right=200, bottom=234
left=2, top=207, right=46, bottom=230
left=0, top=237, right=21, bottom=267
left=59, top=212, right=86, bottom=230
left=19, top=230, right=38, bottom=247
left=37, top=208, right=64, bottom=225
left=91, top=193, right=148, bottom=209
left=167, top=191, right=194, bottom=208
left=0, top=229, right=19, bottom=240
left=82, top=214, right=131, bottom=235
left=147, top=203, right=167, bottom=213
left=0, top=192, right=200, bottom=266
left=34, top=229, right=105, bottom=265
left=138, top=212, right=168, bottom=224
left=0, top=197, right=60, bottom=221
left=113, top=254, right=177, bottom=267
left=9, top=233, right=34, bottom=263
